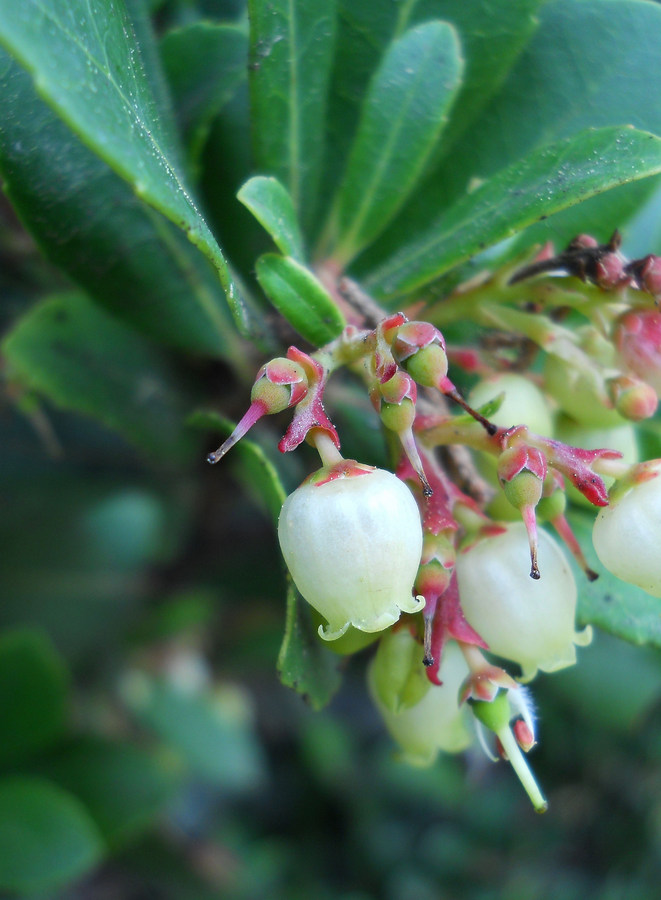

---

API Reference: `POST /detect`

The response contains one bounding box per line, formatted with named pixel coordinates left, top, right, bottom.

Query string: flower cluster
left=208, top=232, right=661, bottom=811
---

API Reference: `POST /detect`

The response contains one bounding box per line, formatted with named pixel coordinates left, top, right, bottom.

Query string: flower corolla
left=278, top=462, right=424, bottom=640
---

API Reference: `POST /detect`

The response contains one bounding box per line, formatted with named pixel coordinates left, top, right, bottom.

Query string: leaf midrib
left=25, top=0, right=200, bottom=222
left=337, top=32, right=447, bottom=255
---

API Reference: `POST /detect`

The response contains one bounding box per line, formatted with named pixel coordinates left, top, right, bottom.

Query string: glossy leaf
left=0, top=0, right=246, bottom=329
left=442, top=0, right=661, bottom=205
left=160, top=22, right=248, bottom=169
left=410, top=0, right=543, bottom=155
left=0, top=53, right=241, bottom=357
left=255, top=254, right=346, bottom=346
left=570, top=513, right=661, bottom=649
left=277, top=582, right=343, bottom=711
left=362, top=127, right=661, bottom=298
left=43, top=738, right=179, bottom=849
left=2, top=292, right=198, bottom=463
left=0, top=630, right=69, bottom=768
left=322, top=0, right=541, bottom=226
left=366, top=0, right=661, bottom=270
left=238, top=176, right=305, bottom=260
left=326, top=21, right=463, bottom=265
left=0, top=777, right=104, bottom=894
left=248, top=0, right=336, bottom=225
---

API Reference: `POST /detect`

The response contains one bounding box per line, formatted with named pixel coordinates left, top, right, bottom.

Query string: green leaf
left=277, top=583, right=343, bottom=711
left=0, top=776, right=104, bottom=894
left=321, top=0, right=541, bottom=231
left=570, top=512, right=661, bottom=648
left=0, top=475, right=182, bottom=661
left=160, top=22, right=248, bottom=170
left=367, top=0, right=661, bottom=269
left=0, top=0, right=246, bottom=330
left=2, top=292, right=198, bottom=463
left=238, top=176, right=305, bottom=261
left=363, top=127, right=661, bottom=298
left=248, top=0, right=337, bottom=226
left=444, top=0, right=661, bottom=207
left=123, top=675, right=265, bottom=789
left=187, top=409, right=287, bottom=527
left=0, top=630, right=69, bottom=769
left=326, top=21, right=463, bottom=265
left=255, top=254, right=346, bottom=346
left=42, top=738, right=179, bottom=849
left=0, top=52, right=241, bottom=358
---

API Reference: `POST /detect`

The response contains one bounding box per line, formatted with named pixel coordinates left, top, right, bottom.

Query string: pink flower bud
left=278, top=463, right=424, bottom=640
left=627, top=254, right=661, bottom=298
left=251, top=357, right=309, bottom=412
left=614, top=308, right=661, bottom=395
left=593, top=252, right=630, bottom=290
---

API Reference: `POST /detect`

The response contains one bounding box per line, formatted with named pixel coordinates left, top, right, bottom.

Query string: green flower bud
left=368, top=637, right=474, bottom=765
left=370, top=627, right=430, bottom=714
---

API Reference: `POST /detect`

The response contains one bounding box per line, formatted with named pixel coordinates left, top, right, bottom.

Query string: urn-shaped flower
left=278, top=462, right=424, bottom=640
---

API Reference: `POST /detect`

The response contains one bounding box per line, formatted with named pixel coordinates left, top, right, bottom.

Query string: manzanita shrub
left=2, top=0, right=661, bottom=894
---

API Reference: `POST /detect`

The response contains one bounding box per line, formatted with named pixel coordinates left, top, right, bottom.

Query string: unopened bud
left=607, top=374, right=658, bottom=421
left=593, top=252, right=629, bottom=290
left=392, top=322, right=450, bottom=389
left=251, top=357, right=309, bottom=412
left=368, top=638, right=474, bottom=765
left=615, top=308, right=661, bottom=395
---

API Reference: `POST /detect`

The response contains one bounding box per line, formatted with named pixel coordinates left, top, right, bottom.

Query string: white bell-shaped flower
left=278, top=462, right=424, bottom=640
left=468, top=372, right=554, bottom=436
left=368, top=636, right=474, bottom=765
left=592, top=465, right=661, bottom=598
left=455, top=523, right=591, bottom=681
